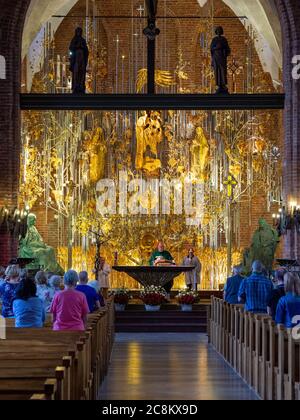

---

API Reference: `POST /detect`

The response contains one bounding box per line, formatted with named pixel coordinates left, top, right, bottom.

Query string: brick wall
left=275, top=0, right=300, bottom=258
left=36, top=0, right=281, bottom=252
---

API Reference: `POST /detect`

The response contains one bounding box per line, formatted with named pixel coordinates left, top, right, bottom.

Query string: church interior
left=0, top=0, right=299, bottom=402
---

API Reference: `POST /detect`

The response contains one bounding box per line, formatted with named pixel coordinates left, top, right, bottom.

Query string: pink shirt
left=50, top=289, right=90, bottom=331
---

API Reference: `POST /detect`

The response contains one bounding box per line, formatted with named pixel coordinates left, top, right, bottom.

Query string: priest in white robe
left=182, top=248, right=202, bottom=291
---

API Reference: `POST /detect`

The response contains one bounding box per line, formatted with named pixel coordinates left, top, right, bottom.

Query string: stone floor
left=100, top=333, right=258, bottom=400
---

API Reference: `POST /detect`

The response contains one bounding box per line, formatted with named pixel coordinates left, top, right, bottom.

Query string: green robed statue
left=19, top=213, right=64, bottom=274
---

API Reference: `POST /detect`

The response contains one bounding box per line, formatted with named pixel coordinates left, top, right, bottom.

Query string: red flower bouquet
left=176, top=290, right=199, bottom=305
left=111, top=288, right=131, bottom=305
left=140, top=286, right=167, bottom=306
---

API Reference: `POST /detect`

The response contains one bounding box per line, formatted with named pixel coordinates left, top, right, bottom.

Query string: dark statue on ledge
left=210, top=26, right=231, bottom=94
left=69, top=27, right=89, bottom=94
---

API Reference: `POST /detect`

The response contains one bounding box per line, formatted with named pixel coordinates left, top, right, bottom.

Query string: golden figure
left=135, top=111, right=163, bottom=175
left=225, top=148, right=242, bottom=178
left=83, top=127, right=107, bottom=184
left=191, top=126, right=210, bottom=183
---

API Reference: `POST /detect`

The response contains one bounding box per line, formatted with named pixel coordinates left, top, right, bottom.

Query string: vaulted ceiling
left=23, top=0, right=283, bottom=87
left=198, top=0, right=282, bottom=83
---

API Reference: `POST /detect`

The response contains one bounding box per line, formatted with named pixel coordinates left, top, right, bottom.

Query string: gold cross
left=223, top=174, right=238, bottom=198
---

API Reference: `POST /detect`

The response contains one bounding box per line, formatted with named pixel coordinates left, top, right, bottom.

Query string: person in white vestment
left=182, top=248, right=202, bottom=291
left=91, top=257, right=111, bottom=299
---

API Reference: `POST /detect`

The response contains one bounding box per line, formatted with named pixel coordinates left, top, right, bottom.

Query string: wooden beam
left=20, top=93, right=285, bottom=111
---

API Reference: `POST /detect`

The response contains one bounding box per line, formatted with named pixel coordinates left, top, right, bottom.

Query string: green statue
left=19, top=213, right=64, bottom=275
left=243, top=218, right=279, bottom=274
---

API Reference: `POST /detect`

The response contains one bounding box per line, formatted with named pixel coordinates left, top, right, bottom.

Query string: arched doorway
left=1, top=2, right=297, bottom=270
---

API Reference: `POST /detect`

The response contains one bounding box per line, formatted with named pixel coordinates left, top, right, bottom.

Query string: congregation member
left=35, top=271, right=52, bottom=312
left=50, top=270, right=89, bottom=331
left=276, top=272, right=300, bottom=328
left=182, top=248, right=202, bottom=291
left=0, top=266, right=6, bottom=286
left=97, top=257, right=111, bottom=300
left=149, top=241, right=175, bottom=296
left=224, top=265, right=244, bottom=304
left=76, top=271, right=103, bottom=312
left=49, top=275, right=63, bottom=301
left=13, top=277, right=45, bottom=328
left=238, top=260, right=273, bottom=313
left=0, top=265, right=20, bottom=318
left=267, top=269, right=286, bottom=320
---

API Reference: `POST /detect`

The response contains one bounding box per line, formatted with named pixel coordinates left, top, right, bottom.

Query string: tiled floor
left=100, top=333, right=258, bottom=400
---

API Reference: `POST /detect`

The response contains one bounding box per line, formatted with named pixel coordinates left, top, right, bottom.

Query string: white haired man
left=238, top=261, right=273, bottom=314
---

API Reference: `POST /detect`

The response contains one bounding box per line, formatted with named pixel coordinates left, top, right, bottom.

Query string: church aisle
left=100, top=333, right=258, bottom=400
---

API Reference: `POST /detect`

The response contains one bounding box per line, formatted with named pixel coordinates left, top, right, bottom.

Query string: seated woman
left=35, top=271, right=52, bottom=313
left=276, top=272, right=300, bottom=328
left=13, top=277, right=45, bottom=328
left=50, top=270, right=89, bottom=331
left=49, top=275, right=63, bottom=302
left=0, top=265, right=20, bottom=318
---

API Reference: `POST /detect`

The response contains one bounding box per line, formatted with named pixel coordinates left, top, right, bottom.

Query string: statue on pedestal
left=191, top=126, right=210, bottom=183
left=210, top=26, right=231, bottom=94
left=243, top=218, right=279, bottom=274
left=135, top=111, right=163, bottom=175
left=19, top=213, right=64, bottom=275
left=69, top=27, right=89, bottom=94
left=83, top=127, right=107, bottom=185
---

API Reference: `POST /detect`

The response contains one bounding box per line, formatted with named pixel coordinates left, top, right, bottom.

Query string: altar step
left=115, top=305, right=208, bottom=333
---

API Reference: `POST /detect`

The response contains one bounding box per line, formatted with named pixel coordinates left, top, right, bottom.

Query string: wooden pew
left=273, top=325, right=289, bottom=400
left=284, top=328, right=300, bottom=400
left=0, top=300, right=115, bottom=400
left=258, top=316, right=272, bottom=399
left=253, top=314, right=271, bottom=396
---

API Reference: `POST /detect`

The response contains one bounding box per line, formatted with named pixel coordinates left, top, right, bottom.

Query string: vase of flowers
left=140, top=285, right=167, bottom=311
left=111, top=288, right=131, bottom=311
left=176, top=290, right=199, bottom=312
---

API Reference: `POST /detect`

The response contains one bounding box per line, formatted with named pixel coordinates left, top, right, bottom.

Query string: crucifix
left=90, top=229, right=110, bottom=281
left=137, top=5, right=145, bottom=17
left=143, top=0, right=160, bottom=94
left=223, top=173, right=238, bottom=277
left=223, top=174, right=238, bottom=198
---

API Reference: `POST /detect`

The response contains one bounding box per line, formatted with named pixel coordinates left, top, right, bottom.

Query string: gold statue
left=83, top=127, right=107, bottom=184
left=135, top=111, right=163, bottom=175
left=191, top=126, right=210, bottom=183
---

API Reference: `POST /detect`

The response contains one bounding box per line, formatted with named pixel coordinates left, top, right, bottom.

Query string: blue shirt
left=13, top=297, right=45, bottom=328
left=267, top=284, right=286, bottom=320
left=275, top=293, right=300, bottom=328
left=224, top=275, right=244, bottom=304
left=76, top=285, right=101, bottom=312
left=238, top=273, right=273, bottom=313
left=0, top=282, right=19, bottom=318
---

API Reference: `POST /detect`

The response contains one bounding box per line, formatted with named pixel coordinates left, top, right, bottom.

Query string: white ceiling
left=22, top=0, right=283, bottom=89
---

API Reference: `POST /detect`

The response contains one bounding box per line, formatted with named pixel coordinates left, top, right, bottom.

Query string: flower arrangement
left=110, top=288, right=131, bottom=305
left=176, top=290, right=199, bottom=305
left=140, top=285, right=167, bottom=306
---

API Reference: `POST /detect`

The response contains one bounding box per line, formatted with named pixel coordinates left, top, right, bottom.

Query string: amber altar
left=113, top=266, right=195, bottom=288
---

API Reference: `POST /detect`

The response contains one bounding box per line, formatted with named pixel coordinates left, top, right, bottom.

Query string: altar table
left=112, top=266, right=195, bottom=288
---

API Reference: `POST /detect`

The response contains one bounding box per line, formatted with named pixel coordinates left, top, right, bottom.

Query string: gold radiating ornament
left=136, top=69, right=176, bottom=93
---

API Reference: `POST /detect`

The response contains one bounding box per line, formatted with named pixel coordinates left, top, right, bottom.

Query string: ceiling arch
left=198, top=0, right=282, bottom=84
left=22, top=0, right=283, bottom=90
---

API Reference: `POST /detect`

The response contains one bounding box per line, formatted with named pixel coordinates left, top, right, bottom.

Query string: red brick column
left=276, top=0, right=300, bottom=259
left=0, top=0, right=30, bottom=265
